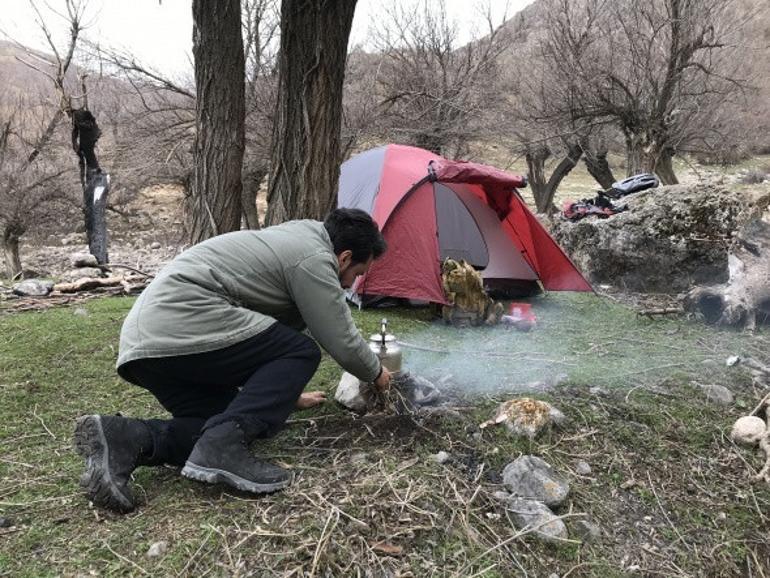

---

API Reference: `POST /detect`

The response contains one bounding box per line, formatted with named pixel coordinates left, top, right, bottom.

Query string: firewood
left=53, top=276, right=125, bottom=293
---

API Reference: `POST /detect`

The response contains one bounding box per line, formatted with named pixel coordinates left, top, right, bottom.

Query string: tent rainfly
left=338, top=144, right=592, bottom=304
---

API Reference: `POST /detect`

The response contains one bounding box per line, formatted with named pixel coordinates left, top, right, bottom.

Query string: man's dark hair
left=324, top=208, right=387, bottom=264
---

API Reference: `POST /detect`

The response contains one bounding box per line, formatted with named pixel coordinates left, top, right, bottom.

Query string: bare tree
left=14, top=0, right=114, bottom=262
left=532, top=0, right=746, bottom=184
left=188, top=0, right=246, bottom=243
left=370, top=0, right=509, bottom=158
left=264, top=0, right=357, bottom=225
left=0, top=97, right=70, bottom=278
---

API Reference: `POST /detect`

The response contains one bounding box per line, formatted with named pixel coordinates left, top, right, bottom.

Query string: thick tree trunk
left=580, top=137, right=616, bottom=189
left=625, top=133, right=644, bottom=177
left=650, top=148, right=678, bottom=185
left=265, top=0, right=357, bottom=225
left=188, top=0, right=246, bottom=243
left=241, top=166, right=266, bottom=229
left=525, top=145, right=550, bottom=213
left=2, top=225, right=23, bottom=280
left=526, top=142, right=582, bottom=214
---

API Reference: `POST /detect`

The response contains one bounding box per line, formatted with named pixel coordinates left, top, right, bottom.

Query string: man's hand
left=374, top=366, right=392, bottom=391
left=296, top=391, right=327, bottom=410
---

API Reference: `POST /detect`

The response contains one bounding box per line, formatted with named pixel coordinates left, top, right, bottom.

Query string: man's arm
left=288, top=253, right=381, bottom=382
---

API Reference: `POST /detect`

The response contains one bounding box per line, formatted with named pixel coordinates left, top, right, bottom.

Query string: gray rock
left=571, top=518, right=601, bottom=542
left=551, top=185, right=743, bottom=292
left=432, top=451, right=451, bottom=464
left=575, top=460, right=592, bottom=476
left=334, top=372, right=367, bottom=413
left=150, top=241, right=162, bottom=250
left=73, top=307, right=89, bottom=317
left=503, top=497, right=568, bottom=542
left=492, top=491, right=511, bottom=501
left=700, top=384, right=734, bottom=405
left=63, top=267, right=103, bottom=281
left=502, top=455, right=570, bottom=507
left=70, top=252, right=98, bottom=267
left=0, top=517, right=13, bottom=528
left=146, top=541, right=168, bottom=558
left=589, top=386, right=609, bottom=397
left=12, top=279, right=54, bottom=297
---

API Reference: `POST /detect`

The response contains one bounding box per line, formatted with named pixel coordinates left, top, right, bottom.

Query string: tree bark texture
left=72, top=109, right=109, bottom=264
left=189, top=0, right=246, bottom=244
left=580, top=137, right=616, bottom=190
left=526, top=142, right=582, bottom=214
left=265, top=0, right=357, bottom=225
left=241, top=166, right=266, bottom=229
left=2, top=225, right=23, bottom=279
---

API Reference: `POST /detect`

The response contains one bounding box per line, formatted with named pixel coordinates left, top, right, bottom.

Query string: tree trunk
left=526, top=142, right=582, bottom=214
left=2, top=225, right=23, bottom=280
left=525, top=145, right=550, bottom=213
left=72, top=108, right=109, bottom=264
left=241, top=166, right=266, bottom=229
left=625, top=133, right=644, bottom=177
left=264, top=0, right=357, bottom=225
left=649, top=148, right=678, bottom=185
left=188, top=0, right=246, bottom=243
left=580, top=137, right=616, bottom=189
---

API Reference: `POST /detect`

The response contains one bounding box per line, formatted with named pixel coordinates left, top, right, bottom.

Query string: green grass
left=0, top=295, right=769, bottom=576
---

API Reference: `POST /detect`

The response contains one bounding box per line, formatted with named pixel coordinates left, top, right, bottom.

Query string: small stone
left=731, top=416, right=766, bottom=446
left=503, top=497, right=568, bottom=542
left=700, top=384, right=734, bottom=405
left=432, top=451, right=451, bottom=464
left=726, top=355, right=741, bottom=367
left=12, top=279, right=54, bottom=297
left=73, top=307, right=89, bottom=317
left=589, top=386, right=608, bottom=396
left=548, top=574, right=560, bottom=578
left=150, top=241, right=162, bottom=250
left=620, top=479, right=638, bottom=490
left=575, top=461, right=592, bottom=476
left=334, top=372, right=367, bottom=413
left=571, top=519, right=601, bottom=542
left=0, top=517, right=13, bottom=528
left=716, top=511, right=727, bottom=523
left=492, top=491, right=510, bottom=501
left=70, top=252, right=98, bottom=267
left=502, top=455, right=570, bottom=507
left=146, top=541, right=168, bottom=558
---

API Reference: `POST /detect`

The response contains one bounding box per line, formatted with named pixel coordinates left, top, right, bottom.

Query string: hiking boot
left=181, top=421, right=292, bottom=493
left=73, top=414, right=154, bottom=513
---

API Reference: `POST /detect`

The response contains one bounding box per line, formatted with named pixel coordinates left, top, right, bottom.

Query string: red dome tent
left=338, top=144, right=592, bottom=304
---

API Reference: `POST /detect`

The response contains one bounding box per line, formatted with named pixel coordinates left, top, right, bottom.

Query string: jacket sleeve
left=287, top=253, right=381, bottom=382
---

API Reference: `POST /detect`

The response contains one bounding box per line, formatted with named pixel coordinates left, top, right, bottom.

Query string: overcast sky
left=3, top=0, right=535, bottom=78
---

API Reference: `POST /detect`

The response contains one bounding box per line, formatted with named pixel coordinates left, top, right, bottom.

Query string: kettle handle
left=380, top=318, right=388, bottom=345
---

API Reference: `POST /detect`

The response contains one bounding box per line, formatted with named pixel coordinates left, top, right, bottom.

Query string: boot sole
left=181, top=462, right=291, bottom=494
left=73, top=415, right=135, bottom=513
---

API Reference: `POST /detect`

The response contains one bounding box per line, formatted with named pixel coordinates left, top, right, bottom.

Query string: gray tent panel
left=434, top=183, right=489, bottom=267
left=337, top=145, right=388, bottom=214
left=444, top=183, right=538, bottom=281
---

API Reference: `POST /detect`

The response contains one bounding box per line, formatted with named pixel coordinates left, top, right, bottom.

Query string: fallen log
left=53, top=276, right=126, bottom=293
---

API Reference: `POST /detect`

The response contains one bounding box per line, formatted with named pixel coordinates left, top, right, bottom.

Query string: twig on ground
left=33, top=404, right=56, bottom=440
left=102, top=541, right=149, bottom=575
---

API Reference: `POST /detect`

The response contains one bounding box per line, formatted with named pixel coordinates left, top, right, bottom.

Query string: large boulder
left=551, top=185, right=743, bottom=292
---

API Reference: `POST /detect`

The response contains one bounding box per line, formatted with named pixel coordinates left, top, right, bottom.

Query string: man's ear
left=337, top=249, right=353, bottom=270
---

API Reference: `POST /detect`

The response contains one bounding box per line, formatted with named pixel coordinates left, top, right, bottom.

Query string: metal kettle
left=369, top=318, right=403, bottom=375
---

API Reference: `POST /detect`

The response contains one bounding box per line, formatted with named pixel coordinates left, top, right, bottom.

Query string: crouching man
left=74, top=208, right=391, bottom=512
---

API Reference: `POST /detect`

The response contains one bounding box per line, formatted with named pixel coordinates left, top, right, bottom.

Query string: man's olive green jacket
left=117, top=220, right=381, bottom=382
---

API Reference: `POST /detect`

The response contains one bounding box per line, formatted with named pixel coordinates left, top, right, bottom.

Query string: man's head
left=324, top=208, right=387, bottom=288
